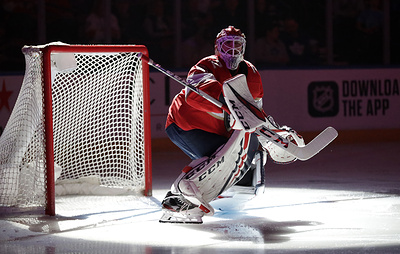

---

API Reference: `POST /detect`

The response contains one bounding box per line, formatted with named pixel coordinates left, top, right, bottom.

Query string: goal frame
left=41, top=44, right=152, bottom=215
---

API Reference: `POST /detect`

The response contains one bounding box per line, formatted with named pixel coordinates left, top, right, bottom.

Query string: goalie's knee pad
left=170, top=130, right=254, bottom=215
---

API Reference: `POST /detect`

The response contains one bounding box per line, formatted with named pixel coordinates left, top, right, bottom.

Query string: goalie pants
left=166, top=123, right=230, bottom=160
left=166, top=123, right=259, bottom=183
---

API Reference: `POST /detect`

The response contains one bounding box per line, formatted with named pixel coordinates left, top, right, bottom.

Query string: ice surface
left=1, top=142, right=400, bottom=253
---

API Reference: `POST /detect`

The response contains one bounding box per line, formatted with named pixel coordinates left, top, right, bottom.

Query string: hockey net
left=0, top=43, right=152, bottom=215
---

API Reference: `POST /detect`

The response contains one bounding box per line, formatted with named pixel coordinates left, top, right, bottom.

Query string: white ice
left=1, top=141, right=400, bottom=253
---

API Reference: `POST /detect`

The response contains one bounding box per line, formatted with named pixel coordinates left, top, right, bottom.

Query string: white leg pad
left=173, top=130, right=253, bottom=216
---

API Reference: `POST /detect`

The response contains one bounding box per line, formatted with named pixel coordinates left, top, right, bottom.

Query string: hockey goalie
left=159, top=26, right=305, bottom=224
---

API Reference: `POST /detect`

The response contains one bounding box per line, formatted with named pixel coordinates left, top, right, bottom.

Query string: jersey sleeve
left=185, top=61, right=224, bottom=113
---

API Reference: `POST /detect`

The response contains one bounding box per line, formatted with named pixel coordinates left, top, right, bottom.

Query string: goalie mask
left=215, top=26, right=246, bottom=70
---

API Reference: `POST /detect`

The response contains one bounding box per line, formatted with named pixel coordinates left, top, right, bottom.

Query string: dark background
left=0, top=0, right=399, bottom=72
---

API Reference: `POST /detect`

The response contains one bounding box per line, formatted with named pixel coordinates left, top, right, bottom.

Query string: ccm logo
left=198, top=156, right=225, bottom=181
left=199, top=135, right=248, bottom=184
left=184, top=154, right=217, bottom=180
left=259, top=127, right=289, bottom=148
left=229, top=100, right=251, bottom=130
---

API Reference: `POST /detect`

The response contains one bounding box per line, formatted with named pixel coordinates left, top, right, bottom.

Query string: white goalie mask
left=215, top=26, right=246, bottom=70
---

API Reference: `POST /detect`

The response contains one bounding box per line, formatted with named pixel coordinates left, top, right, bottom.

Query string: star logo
left=0, top=80, right=13, bottom=112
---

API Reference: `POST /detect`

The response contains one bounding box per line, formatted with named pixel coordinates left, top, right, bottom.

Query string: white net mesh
left=0, top=44, right=150, bottom=212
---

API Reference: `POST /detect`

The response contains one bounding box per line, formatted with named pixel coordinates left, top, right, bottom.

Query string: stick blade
left=293, top=127, right=338, bottom=161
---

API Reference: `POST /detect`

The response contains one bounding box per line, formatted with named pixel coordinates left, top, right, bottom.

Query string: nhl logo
left=308, top=81, right=339, bottom=117
left=313, top=86, right=334, bottom=113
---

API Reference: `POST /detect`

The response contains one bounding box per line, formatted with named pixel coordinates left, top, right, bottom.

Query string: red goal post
left=0, top=43, right=152, bottom=216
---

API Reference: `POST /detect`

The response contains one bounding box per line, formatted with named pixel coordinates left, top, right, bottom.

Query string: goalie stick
left=256, top=126, right=337, bottom=161
left=137, top=53, right=338, bottom=161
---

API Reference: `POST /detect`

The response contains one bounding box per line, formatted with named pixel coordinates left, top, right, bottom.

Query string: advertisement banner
left=261, top=69, right=400, bottom=131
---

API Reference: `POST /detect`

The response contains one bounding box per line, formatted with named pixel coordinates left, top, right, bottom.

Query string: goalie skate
left=159, top=191, right=204, bottom=224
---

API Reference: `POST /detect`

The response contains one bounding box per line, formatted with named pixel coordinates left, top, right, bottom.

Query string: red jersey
left=165, top=55, right=263, bottom=137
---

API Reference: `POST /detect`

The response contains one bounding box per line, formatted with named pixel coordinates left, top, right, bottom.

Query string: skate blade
left=159, top=213, right=203, bottom=224
left=159, top=219, right=202, bottom=224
